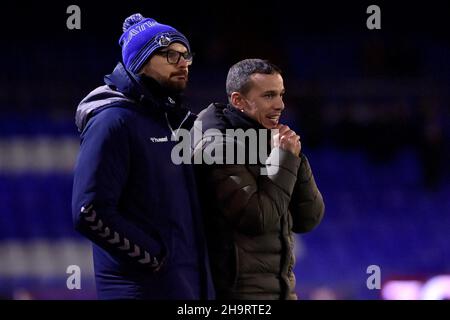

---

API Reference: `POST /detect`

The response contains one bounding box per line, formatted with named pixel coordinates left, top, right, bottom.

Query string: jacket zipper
left=165, top=111, right=191, bottom=140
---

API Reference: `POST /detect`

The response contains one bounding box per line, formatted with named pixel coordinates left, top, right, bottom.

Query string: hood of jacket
left=76, top=62, right=193, bottom=132
left=75, top=84, right=133, bottom=132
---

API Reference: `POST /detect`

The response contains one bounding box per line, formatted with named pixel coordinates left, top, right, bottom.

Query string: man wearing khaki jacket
left=192, top=59, right=325, bottom=300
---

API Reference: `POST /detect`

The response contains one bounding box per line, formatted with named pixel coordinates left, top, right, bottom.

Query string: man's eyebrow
left=262, top=89, right=285, bottom=95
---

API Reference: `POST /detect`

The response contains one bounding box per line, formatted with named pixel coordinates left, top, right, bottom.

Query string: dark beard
left=138, top=74, right=186, bottom=98
left=161, top=77, right=187, bottom=94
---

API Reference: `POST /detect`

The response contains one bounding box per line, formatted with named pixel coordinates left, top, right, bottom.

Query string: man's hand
left=272, top=124, right=301, bottom=157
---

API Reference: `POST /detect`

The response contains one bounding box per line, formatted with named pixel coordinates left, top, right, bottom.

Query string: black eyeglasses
left=155, top=49, right=194, bottom=65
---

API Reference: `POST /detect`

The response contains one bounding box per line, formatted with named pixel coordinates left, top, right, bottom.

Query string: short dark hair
left=226, top=59, right=282, bottom=102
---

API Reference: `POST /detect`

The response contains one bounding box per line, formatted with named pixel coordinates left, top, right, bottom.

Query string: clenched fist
left=272, top=124, right=301, bottom=157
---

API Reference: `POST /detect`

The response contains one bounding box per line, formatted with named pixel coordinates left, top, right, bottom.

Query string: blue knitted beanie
left=119, top=13, right=191, bottom=73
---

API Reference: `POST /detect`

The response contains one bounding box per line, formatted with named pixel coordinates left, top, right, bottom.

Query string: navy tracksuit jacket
left=72, top=62, right=214, bottom=299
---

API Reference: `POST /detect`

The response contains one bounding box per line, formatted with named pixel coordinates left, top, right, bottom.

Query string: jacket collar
left=223, top=104, right=265, bottom=130
left=103, top=62, right=184, bottom=113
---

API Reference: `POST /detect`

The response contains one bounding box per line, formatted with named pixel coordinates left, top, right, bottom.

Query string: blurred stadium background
left=1, top=1, right=449, bottom=299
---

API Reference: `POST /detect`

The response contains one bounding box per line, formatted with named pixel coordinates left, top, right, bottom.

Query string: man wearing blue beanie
left=72, top=13, right=215, bottom=299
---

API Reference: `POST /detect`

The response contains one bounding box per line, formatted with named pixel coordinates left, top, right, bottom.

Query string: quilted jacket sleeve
left=289, top=154, right=325, bottom=233
left=72, top=108, right=166, bottom=271
left=199, top=146, right=301, bottom=236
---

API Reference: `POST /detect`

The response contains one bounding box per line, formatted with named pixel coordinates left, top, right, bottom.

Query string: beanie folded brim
left=128, top=32, right=190, bottom=73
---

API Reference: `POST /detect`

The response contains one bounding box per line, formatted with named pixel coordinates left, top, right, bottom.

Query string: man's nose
left=178, top=57, right=190, bottom=68
left=275, top=99, right=285, bottom=111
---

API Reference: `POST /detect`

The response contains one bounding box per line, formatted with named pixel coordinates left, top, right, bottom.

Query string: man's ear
left=230, top=92, right=244, bottom=110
